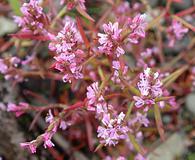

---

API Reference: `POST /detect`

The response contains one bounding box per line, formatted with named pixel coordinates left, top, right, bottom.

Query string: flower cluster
left=0, top=58, right=8, bottom=74
left=60, top=0, right=86, bottom=10
left=97, top=112, right=129, bottom=146
left=20, top=109, right=72, bottom=153
left=0, top=57, right=24, bottom=82
left=7, top=102, right=29, bottom=117
left=137, top=47, right=159, bottom=68
left=129, top=112, right=150, bottom=128
left=98, top=22, right=125, bottom=58
left=86, top=82, right=129, bottom=146
left=14, top=0, right=49, bottom=35
left=127, top=14, right=147, bottom=44
left=167, top=20, right=188, bottom=47
left=133, top=68, right=163, bottom=111
left=49, top=18, right=85, bottom=83
left=111, top=60, right=130, bottom=87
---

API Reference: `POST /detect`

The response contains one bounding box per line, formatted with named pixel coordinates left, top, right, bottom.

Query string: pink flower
left=0, top=59, right=8, bottom=74
left=49, top=20, right=82, bottom=54
left=167, top=20, right=188, bottom=47
left=50, top=20, right=85, bottom=83
left=133, top=96, right=145, bottom=108
left=59, top=120, right=71, bottom=130
left=97, top=112, right=129, bottom=146
left=20, top=140, right=37, bottom=154
left=134, top=68, right=163, bottom=111
left=45, top=110, right=54, bottom=124
left=128, top=14, right=147, bottom=44
left=42, top=132, right=55, bottom=148
left=130, top=112, right=149, bottom=127
left=10, top=57, right=21, bottom=67
left=86, top=82, right=102, bottom=107
left=14, top=0, right=49, bottom=35
left=98, top=22, right=125, bottom=57
left=134, top=153, right=147, bottom=160
left=111, top=61, right=129, bottom=86
left=61, top=0, right=86, bottom=10
left=7, top=102, right=29, bottom=117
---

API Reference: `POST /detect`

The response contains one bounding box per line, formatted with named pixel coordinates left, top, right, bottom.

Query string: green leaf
left=8, top=0, right=22, bottom=16
left=154, top=104, right=165, bottom=141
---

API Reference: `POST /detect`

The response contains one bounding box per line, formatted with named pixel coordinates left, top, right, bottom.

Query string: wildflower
left=134, top=153, right=147, bottom=160
left=137, top=48, right=158, bottom=68
left=49, top=20, right=82, bottom=53
left=45, top=110, right=54, bottom=124
left=10, top=57, right=21, bottom=67
left=49, top=20, right=85, bottom=83
left=111, top=61, right=129, bottom=86
left=7, top=102, right=29, bottom=117
left=59, top=120, right=71, bottom=130
left=97, top=112, right=129, bottom=146
left=60, top=0, right=86, bottom=10
left=14, top=0, right=49, bottom=35
left=98, top=22, right=125, bottom=57
left=167, top=20, right=188, bottom=47
left=133, top=68, right=163, bottom=111
left=128, top=14, right=147, bottom=44
left=20, top=140, right=37, bottom=154
left=42, top=132, right=55, bottom=148
left=0, top=59, right=8, bottom=74
left=86, top=82, right=103, bottom=107
left=129, top=112, right=150, bottom=127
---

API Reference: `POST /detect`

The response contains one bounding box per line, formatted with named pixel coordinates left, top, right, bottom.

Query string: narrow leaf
left=10, top=32, right=52, bottom=41
left=154, top=104, right=165, bottom=141
left=76, top=17, right=90, bottom=49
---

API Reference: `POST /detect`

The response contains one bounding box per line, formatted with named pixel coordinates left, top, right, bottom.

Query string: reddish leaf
left=10, top=32, right=51, bottom=41
left=76, top=17, right=90, bottom=49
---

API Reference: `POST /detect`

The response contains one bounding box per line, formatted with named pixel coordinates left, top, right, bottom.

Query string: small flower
left=167, top=20, right=188, bottom=47
left=134, top=153, right=147, bottom=160
left=14, top=0, right=49, bottom=35
left=42, top=132, right=55, bottom=148
left=111, top=61, right=129, bottom=86
left=134, top=68, right=163, bottom=111
left=133, top=96, right=145, bottom=108
left=128, top=14, right=147, bottom=44
left=7, top=102, right=29, bottom=117
left=20, top=140, right=37, bottom=154
left=49, top=20, right=82, bottom=54
left=97, top=112, right=129, bottom=146
left=86, top=82, right=103, bottom=107
left=0, top=59, right=8, bottom=74
left=45, top=110, right=54, bottom=124
left=10, top=57, right=21, bottom=67
left=59, top=120, right=71, bottom=130
left=98, top=22, right=124, bottom=57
